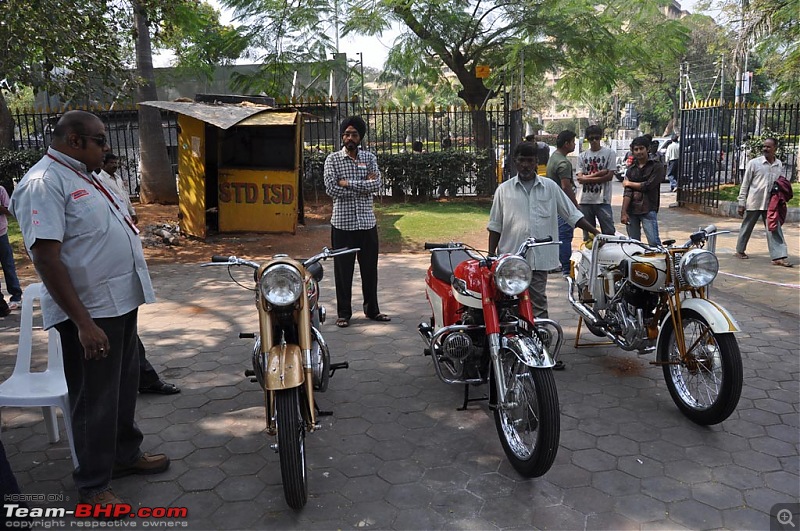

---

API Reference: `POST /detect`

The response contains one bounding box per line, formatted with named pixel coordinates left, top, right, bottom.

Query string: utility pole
left=356, top=52, right=365, bottom=111
left=719, top=54, right=725, bottom=103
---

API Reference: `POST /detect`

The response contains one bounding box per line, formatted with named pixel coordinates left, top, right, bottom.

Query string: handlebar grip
left=534, top=236, right=553, bottom=243
left=703, top=224, right=717, bottom=234
left=424, top=242, right=449, bottom=249
left=211, top=255, right=230, bottom=262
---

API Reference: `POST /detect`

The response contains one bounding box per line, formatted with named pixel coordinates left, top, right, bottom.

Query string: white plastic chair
left=0, top=283, right=78, bottom=468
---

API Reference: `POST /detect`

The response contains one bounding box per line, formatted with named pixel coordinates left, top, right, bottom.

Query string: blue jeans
left=558, top=216, right=573, bottom=274
left=626, top=211, right=661, bottom=246
left=579, top=204, right=615, bottom=240
left=0, top=233, right=22, bottom=303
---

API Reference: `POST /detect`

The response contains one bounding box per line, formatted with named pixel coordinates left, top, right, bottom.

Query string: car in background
left=681, top=133, right=725, bottom=183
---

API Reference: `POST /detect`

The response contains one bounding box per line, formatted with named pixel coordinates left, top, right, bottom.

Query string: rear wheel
left=275, top=388, right=308, bottom=509
left=658, top=311, right=742, bottom=425
left=492, top=346, right=560, bottom=477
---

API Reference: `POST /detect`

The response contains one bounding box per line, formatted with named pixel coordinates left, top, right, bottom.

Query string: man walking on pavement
left=666, top=134, right=680, bottom=192
left=545, top=130, right=580, bottom=276
left=735, top=137, right=793, bottom=267
left=0, top=184, right=23, bottom=316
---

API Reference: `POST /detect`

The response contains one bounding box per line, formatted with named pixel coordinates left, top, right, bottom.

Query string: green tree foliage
left=0, top=0, right=128, bottom=147
left=736, top=0, right=799, bottom=102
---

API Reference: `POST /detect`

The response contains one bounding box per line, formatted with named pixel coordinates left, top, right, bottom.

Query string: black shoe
left=0, top=301, right=10, bottom=318
left=139, top=381, right=181, bottom=394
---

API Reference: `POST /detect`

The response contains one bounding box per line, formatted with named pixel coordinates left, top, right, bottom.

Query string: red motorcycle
left=418, top=238, right=562, bottom=477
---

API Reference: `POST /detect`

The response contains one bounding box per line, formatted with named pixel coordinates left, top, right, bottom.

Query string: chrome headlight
left=679, top=249, right=718, bottom=288
left=494, top=256, right=532, bottom=296
left=260, top=264, right=303, bottom=306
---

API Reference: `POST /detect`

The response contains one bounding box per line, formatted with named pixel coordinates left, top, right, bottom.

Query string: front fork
left=488, top=333, right=513, bottom=408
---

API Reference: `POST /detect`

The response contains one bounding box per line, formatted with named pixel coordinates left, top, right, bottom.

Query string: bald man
left=10, top=111, right=169, bottom=508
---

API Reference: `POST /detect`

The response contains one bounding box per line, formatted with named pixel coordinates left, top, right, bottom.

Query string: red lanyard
left=47, top=154, right=140, bottom=235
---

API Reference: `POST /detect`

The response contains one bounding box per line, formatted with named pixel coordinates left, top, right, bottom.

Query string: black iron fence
left=7, top=99, right=510, bottom=199
left=679, top=101, right=800, bottom=208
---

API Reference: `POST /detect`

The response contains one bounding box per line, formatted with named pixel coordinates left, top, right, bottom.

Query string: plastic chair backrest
left=12, top=283, right=62, bottom=375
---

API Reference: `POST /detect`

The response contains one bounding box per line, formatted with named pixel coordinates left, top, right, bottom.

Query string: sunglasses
left=81, top=134, right=108, bottom=147
left=587, top=136, right=601, bottom=141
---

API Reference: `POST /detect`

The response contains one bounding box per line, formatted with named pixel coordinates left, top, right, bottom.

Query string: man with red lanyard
left=10, top=111, right=169, bottom=508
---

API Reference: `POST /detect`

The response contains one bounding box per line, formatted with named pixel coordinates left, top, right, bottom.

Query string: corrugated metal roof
left=138, top=101, right=298, bottom=130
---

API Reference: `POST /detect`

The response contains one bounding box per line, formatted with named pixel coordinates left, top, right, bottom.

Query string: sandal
left=734, top=252, right=748, bottom=259
left=335, top=318, right=350, bottom=328
left=368, top=313, right=391, bottom=322
left=771, top=258, right=793, bottom=268
left=139, top=381, right=181, bottom=395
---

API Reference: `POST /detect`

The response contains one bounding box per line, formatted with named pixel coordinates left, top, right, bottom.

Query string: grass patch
left=718, top=183, right=800, bottom=207
left=375, top=200, right=491, bottom=249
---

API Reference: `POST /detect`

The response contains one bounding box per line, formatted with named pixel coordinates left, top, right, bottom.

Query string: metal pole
left=356, top=52, right=365, bottom=112
left=720, top=55, right=725, bottom=103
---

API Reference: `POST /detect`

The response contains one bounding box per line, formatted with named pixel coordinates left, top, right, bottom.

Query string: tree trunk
left=134, top=0, right=177, bottom=204
left=0, top=94, right=14, bottom=150
left=457, top=74, right=496, bottom=195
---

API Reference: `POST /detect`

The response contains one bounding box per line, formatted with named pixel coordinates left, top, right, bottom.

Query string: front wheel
left=275, top=388, right=308, bottom=509
left=658, top=311, right=742, bottom=425
left=492, top=348, right=560, bottom=477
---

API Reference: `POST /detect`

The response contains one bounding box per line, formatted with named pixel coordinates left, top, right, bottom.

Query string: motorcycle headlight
left=260, top=264, right=303, bottom=306
left=679, top=249, right=718, bottom=288
left=494, top=256, right=532, bottom=296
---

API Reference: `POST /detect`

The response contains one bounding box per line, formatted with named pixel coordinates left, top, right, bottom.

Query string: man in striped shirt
left=324, top=116, right=390, bottom=327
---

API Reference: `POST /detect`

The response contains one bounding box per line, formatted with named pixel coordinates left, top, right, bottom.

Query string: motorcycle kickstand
left=315, top=401, right=333, bottom=417
left=457, top=384, right=488, bottom=411
left=329, top=361, right=349, bottom=377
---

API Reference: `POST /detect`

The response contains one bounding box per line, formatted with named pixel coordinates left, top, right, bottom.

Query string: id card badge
left=357, top=162, right=368, bottom=171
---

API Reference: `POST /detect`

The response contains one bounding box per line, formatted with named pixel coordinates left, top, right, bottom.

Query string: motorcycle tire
left=657, top=310, right=742, bottom=425
left=492, top=348, right=560, bottom=478
left=275, top=387, right=308, bottom=509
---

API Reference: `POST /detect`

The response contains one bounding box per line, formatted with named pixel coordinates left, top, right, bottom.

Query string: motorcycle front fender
left=502, top=335, right=555, bottom=369
left=657, top=298, right=742, bottom=342
left=265, top=344, right=305, bottom=390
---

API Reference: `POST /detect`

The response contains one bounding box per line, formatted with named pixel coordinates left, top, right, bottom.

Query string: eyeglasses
left=587, top=136, right=601, bottom=141
left=81, top=134, right=108, bottom=147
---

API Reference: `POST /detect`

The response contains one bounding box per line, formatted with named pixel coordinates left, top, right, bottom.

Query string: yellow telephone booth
left=139, top=101, right=303, bottom=238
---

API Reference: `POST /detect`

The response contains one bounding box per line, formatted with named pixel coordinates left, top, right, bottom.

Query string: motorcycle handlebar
left=303, top=246, right=360, bottom=267
left=424, top=242, right=458, bottom=250
left=211, top=255, right=231, bottom=263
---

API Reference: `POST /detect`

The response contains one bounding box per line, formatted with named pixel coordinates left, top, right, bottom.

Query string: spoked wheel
left=658, top=310, right=742, bottom=425
left=275, top=387, right=308, bottom=509
left=492, top=348, right=560, bottom=477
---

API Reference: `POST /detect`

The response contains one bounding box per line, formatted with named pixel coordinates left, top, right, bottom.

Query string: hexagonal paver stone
left=597, top=434, right=640, bottom=457
left=571, top=448, right=617, bottom=472
left=385, top=483, right=436, bottom=510
left=592, top=469, right=641, bottom=497
left=586, top=511, right=639, bottom=530
left=562, top=485, right=614, bottom=514
left=215, top=475, right=265, bottom=502
left=339, top=475, right=391, bottom=503
left=335, top=453, right=383, bottom=478
left=641, top=476, right=690, bottom=503
left=430, top=489, right=484, bottom=519
left=691, top=481, right=744, bottom=510
left=343, top=499, right=398, bottom=530
left=172, top=491, right=224, bottom=520
left=393, top=507, right=447, bottom=530
left=466, top=472, right=516, bottom=499
left=615, top=493, right=668, bottom=523
left=178, top=466, right=226, bottom=491
left=667, top=499, right=724, bottom=529
left=377, top=459, right=425, bottom=485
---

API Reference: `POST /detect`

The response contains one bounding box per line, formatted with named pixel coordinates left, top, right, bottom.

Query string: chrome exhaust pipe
left=566, top=277, right=634, bottom=350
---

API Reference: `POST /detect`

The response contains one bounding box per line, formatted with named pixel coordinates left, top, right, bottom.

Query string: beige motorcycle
left=202, top=247, right=357, bottom=509
left=567, top=225, right=742, bottom=425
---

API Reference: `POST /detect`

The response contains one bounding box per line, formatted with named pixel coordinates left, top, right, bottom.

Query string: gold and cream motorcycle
left=202, top=247, right=356, bottom=509
left=567, top=225, right=742, bottom=425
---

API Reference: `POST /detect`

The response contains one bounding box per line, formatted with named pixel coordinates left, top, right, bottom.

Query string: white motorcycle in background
left=567, top=225, right=743, bottom=425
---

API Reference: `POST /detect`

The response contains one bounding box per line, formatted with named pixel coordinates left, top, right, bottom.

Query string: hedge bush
left=0, top=148, right=43, bottom=195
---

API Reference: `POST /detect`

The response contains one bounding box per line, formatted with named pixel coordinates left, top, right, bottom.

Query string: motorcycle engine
left=620, top=283, right=659, bottom=313
left=440, top=309, right=485, bottom=379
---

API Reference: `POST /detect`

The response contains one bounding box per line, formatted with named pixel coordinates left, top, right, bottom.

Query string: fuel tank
left=592, top=237, right=667, bottom=293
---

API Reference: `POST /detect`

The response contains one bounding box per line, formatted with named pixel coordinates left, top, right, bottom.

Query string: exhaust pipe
left=566, top=277, right=634, bottom=350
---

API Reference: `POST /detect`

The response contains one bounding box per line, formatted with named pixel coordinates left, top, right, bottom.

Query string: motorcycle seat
left=431, top=249, right=473, bottom=283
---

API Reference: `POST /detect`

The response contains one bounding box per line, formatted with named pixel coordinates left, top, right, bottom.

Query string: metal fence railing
left=9, top=98, right=511, bottom=198
left=679, top=101, right=800, bottom=209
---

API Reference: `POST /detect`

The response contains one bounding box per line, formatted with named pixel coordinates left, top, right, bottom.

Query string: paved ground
left=0, top=182, right=798, bottom=530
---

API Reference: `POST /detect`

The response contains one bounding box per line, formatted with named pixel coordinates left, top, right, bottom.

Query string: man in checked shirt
left=324, top=116, right=390, bottom=328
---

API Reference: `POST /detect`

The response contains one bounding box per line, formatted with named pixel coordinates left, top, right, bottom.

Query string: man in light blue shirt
left=488, top=141, right=599, bottom=320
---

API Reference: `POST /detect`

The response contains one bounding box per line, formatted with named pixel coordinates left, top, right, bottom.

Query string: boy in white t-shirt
left=576, top=125, right=616, bottom=239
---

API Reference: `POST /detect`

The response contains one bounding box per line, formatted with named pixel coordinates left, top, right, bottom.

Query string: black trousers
left=137, top=336, right=161, bottom=388
left=55, top=309, right=143, bottom=497
left=331, top=225, right=381, bottom=320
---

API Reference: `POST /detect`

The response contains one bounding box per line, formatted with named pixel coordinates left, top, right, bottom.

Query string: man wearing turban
left=323, top=116, right=391, bottom=327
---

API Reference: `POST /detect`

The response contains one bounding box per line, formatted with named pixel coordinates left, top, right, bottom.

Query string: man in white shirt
left=665, top=134, right=680, bottom=192
left=576, top=125, right=616, bottom=239
left=488, top=141, right=599, bottom=320
left=95, top=153, right=137, bottom=224
left=735, top=137, right=792, bottom=266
